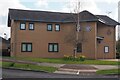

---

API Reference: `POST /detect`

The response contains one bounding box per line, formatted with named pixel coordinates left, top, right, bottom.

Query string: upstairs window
left=47, top=24, right=52, bottom=31
left=21, top=43, right=32, bottom=52
left=20, top=23, right=26, bottom=30
left=29, top=23, right=34, bottom=30
left=77, top=43, right=82, bottom=52
left=48, top=43, right=59, bottom=52
left=55, top=24, right=60, bottom=31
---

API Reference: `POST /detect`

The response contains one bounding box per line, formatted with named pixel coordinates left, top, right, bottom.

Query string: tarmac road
left=2, top=68, right=119, bottom=79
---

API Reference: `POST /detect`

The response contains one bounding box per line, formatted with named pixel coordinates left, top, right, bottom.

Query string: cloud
left=0, top=0, right=29, bottom=38
left=0, top=0, right=29, bottom=16
left=0, top=25, right=10, bottom=39
left=81, top=0, right=102, bottom=14
left=58, top=0, right=102, bottom=15
left=35, top=0, right=48, bottom=8
left=84, top=0, right=119, bottom=3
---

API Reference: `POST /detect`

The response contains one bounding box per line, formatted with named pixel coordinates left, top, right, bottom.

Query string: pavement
left=54, top=64, right=118, bottom=75
left=1, top=57, right=119, bottom=75
left=99, top=59, right=120, bottom=62
left=1, top=58, right=65, bottom=68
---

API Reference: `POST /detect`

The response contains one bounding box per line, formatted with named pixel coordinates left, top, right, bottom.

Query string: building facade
left=0, top=37, right=10, bottom=56
left=8, top=9, right=120, bottom=59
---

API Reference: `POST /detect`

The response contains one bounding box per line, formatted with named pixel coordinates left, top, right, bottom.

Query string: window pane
left=29, top=23, right=34, bottom=30
left=27, top=44, right=32, bottom=51
left=54, top=44, right=58, bottom=51
left=55, top=24, right=60, bottom=31
left=22, top=44, right=26, bottom=51
left=20, top=23, right=25, bottom=29
left=77, top=43, right=82, bottom=52
left=105, top=46, right=109, bottom=53
left=49, top=44, right=53, bottom=51
left=47, top=24, right=52, bottom=31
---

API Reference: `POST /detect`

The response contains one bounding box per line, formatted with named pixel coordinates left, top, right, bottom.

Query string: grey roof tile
left=8, top=9, right=120, bottom=27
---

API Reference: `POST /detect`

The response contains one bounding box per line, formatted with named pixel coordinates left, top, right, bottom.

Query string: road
left=2, top=68, right=119, bottom=79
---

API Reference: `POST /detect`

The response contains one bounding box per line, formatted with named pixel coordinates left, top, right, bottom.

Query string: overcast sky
left=0, top=0, right=119, bottom=39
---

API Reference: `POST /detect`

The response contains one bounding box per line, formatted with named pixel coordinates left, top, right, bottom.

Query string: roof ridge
left=9, top=8, right=72, bottom=14
left=9, top=8, right=94, bottom=15
left=96, top=15, right=107, bottom=16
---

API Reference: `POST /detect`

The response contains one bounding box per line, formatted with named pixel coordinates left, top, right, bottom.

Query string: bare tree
left=64, top=0, right=86, bottom=58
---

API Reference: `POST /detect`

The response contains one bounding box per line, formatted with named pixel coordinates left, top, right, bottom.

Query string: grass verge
left=0, top=61, right=2, bottom=67
left=2, top=62, right=57, bottom=73
left=2, top=62, right=14, bottom=67
left=96, top=69, right=120, bottom=75
left=3, top=57, right=119, bottom=65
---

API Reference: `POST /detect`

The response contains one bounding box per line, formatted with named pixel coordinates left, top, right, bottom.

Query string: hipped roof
left=8, top=9, right=120, bottom=27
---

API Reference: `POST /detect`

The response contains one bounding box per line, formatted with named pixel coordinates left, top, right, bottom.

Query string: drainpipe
left=95, top=23, right=97, bottom=60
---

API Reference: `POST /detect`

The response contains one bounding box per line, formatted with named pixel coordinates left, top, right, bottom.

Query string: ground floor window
left=104, top=46, right=109, bottom=53
left=21, top=43, right=32, bottom=52
left=48, top=43, right=59, bottom=52
left=77, top=43, right=82, bottom=52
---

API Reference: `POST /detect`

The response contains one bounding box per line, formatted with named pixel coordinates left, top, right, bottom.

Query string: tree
left=116, top=39, right=120, bottom=59
left=64, top=0, right=86, bottom=58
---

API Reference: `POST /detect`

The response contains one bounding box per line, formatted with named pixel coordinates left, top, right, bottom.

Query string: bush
left=63, top=55, right=86, bottom=61
left=116, top=52, right=120, bottom=59
left=63, top=55, right=69, bottom=60
left=78, top=55, right=85, bottom=61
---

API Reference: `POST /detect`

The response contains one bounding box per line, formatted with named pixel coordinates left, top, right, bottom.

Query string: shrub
left=9, top=62, right=15, bottom=67
left=116, top=52, right=120, bottom=59
left=78, top=55, right=86, bottom=61
left=63, top=55, right=69, bottom=60
left=63, top=55, right=86, bottom=61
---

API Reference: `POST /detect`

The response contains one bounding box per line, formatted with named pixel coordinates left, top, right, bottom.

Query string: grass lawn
left=2, top=62, right=14, bottom=67
left=3, top=57, right=119, bottom=65
left=2, top=62, right=57, bottom=73
left=0, top=62, right=2, bottom=67
left=96, top=69, right=120, bottom=75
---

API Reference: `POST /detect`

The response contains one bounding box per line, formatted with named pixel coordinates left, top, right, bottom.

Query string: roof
left=8, top=9, right=120, bottom=27
left=96, top=15, right=120, bottom=26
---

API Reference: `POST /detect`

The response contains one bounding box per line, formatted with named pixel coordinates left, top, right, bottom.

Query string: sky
left=0, top=0, right=120, bottom=40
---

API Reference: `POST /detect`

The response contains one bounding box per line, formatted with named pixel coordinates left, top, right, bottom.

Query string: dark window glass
left=77, top=43, right=82, bottom=52
left=47, top=24, right=52, bottom=31
left=48, top=43, right=58, bottom=52
left=21, top=43, right=32, bottom=52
